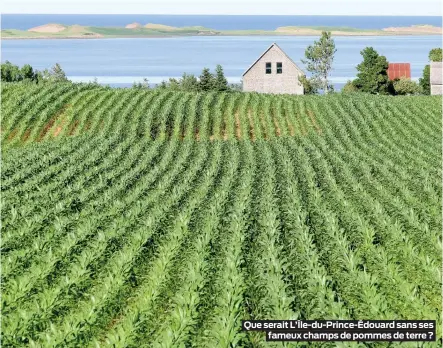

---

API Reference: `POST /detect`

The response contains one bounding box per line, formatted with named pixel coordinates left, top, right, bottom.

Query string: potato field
left=1, top=83, right=442, bottom=347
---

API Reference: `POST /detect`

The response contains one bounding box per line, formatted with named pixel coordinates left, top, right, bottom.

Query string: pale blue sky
left=2, top=0, right=442, bottom=16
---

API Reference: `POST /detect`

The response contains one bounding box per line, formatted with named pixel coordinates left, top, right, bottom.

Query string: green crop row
left=1, top=84, right=441, bottom=347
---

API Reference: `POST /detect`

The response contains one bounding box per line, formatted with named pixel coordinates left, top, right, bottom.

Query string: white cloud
left=2, top=0, right=442, bottom=16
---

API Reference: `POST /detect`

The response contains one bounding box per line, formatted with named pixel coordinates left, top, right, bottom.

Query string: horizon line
left=2, top=13, right=442, bottom=17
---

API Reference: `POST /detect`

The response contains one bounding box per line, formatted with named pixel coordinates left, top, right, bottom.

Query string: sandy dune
left=275, top=27, right=380, bottom=35
left=4, top=22, right=439, bottom=40
left=28, top=23, right=66, bottom=33
left=144, top=23, right=177, bottom=30
left=276, top=27, right=330, bottom=35
left=383, top=25, right=442, bottom=34
left=125, top=22, right=142, bottom=29
left=69, top=24, right=88, bottom=33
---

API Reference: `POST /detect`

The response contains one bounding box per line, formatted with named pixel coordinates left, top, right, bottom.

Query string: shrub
left=298, top=75, right=318, bottom=95
left=342, top=80, right=359, bottom=93
left=393, top=77, right=420, bottom=95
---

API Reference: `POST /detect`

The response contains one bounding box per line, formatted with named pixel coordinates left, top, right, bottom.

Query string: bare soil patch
left=247, top=109, right=255, bottom=141
left=54, top=125, right=63, bottom=137
left=38, top=117, right=57, bottom=141
left=68, top=120, right=80, bottom=136
left=307, top=110, right=322, bottom=135
left=7, top=128, right=17, bottom=141
left=272, top=108, right=281, bottom=137
left=221, top=121, right=228, bottom=140
left=21, top=128, right=31, bottom=142
left=235, top=111, right=241, bottom=139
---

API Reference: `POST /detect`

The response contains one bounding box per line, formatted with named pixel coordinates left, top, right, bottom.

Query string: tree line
left=1, top=60, right=240, bottom=92
left=1, top=61, right=69, bottom=84
left=299, top=31, right=442, bottom=95
left=2, top=39, right=441, bottom=95
left=133, top=65, right=241, bottom=92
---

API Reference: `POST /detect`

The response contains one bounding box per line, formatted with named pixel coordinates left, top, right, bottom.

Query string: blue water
left=1, top=14, right=442, bottom=31
left=2, top=36, right=441, bottom=90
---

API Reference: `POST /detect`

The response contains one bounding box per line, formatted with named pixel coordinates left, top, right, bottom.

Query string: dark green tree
left=1, top=61, right=22, bottom=82
left=158, top=80, right=168, bottom=89
left=419, top=65, right=431, bottom=95
left=429, top=48, right=442, bottom=62
left=1, top=61, right=43, bottom=83
left=180, top=73, right=200, bottom=92
left=214, top=64, right=228, bottom=91
left=353, top=47, right=391, bottom=95
left=199, top=67, right=215, bottom=91
left=419, top=48, right=442, bottom=95
left=301, top=31, right=336, bottom=94
left=35, top=70, right=44, bottom=84
left=20, top=64, right=36, bottom=81
left=342, top=80, right=359, bottom=93
left=167, top=78, right=180, bottom=90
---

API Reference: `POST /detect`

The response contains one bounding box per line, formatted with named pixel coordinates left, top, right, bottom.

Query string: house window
left=266, top=62, right=272, bottom=74
left=277, top=62, right=283, bottom=74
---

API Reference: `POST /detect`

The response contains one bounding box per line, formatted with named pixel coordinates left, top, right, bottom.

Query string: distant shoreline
left=3, top=33, right=442, bottom=40
left=1, top=23, right=441, bottom=39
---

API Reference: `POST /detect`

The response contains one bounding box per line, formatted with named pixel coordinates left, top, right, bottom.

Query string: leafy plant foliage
left=1, top=84, right=441, bottom=347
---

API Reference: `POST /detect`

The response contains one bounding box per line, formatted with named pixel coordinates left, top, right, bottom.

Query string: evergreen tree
left=301, top=31, right=336, bottom=94
left=199, top=67, right=214, bottom=91
left=214, top=64, right=228, bottom=91
left=353, top=47, right=391, bottom=95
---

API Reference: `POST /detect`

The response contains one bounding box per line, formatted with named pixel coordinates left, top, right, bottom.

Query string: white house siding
left=430, top=62, right=442, bottom=95
left=243, top=45, right=304, bottom=95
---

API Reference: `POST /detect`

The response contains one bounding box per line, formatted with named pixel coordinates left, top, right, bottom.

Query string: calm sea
left=1, top=14, right=441, bottom=31
left=1, top=35, right=441, bottom=90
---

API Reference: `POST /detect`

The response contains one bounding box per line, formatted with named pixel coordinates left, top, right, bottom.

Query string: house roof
left=387, top=63, right=411, bottom=80
left=242, top=42, right=305, bottom=77
left=430, top=62, right=442, bottom=85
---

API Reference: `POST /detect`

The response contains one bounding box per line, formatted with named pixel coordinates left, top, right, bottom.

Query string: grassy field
left=1, top=83, right=442, bottom=347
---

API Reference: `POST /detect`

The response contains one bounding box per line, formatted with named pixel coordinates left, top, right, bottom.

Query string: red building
left=387, top=63, right=411, bottom=80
